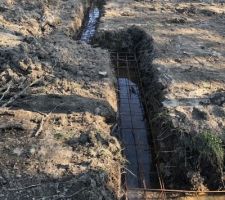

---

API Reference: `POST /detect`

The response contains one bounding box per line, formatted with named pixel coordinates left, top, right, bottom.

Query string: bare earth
left=0, top=0, right=225, bottom=199
left=0, top=0, right=122, bottom=199
left=100, top=0, right=225, bottom=138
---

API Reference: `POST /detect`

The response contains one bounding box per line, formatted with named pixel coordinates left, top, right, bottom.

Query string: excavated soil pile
left=0, top=0, right=122, bottom=199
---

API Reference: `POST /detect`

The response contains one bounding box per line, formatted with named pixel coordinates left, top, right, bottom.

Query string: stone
left=95, top=107, right=101, bottom=115
left=13, top=147, right=23, bottom=156
left=30, top=147, right=36, bottom=155
left=98, top=71, right=107, bottom=76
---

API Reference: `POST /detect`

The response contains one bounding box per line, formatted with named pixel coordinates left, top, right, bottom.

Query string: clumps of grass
left=176, top=131, right=224, bottom=189
left=193, top=131, right=224, bottom=171
left=181, top=131, right=224, bottom=171
left=151, top=110, right=170, bottom=122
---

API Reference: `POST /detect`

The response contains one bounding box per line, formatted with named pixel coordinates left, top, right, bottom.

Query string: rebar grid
left=133, top=52, right=167, bottom=200
left=111, top=51, right=164, bottom=200
left=127, top=188, right=225, bottom=200
left=111, top=51, right=225, bottom=200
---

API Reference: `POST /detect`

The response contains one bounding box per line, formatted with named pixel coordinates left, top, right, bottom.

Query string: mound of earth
left=0, top=0, right=122, bottom=199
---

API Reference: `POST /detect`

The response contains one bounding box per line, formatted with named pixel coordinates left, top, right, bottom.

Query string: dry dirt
left=97, top=0, right=225, bottom=191
left=99, top=0, right=225, bottom=137
left=1, top=0, right=225, bottom=198
left=0, top=0, right=123, bottom=199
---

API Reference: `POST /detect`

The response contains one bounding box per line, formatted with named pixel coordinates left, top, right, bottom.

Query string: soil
left=0, top=0, right=122, bottom=199
left=1, top=0, right=225, bottom=198
left=96, top=0, right=225, bottom=191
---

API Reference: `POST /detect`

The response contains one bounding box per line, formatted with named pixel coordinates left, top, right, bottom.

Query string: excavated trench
left=79, top=2, right=161, bottom=197
left=79, top=0, right=102, bottom=43
left=78, top=1, right=225, bottom=199
left=110, top=52, right=160, bottom=189
left=94, top=28, right=165, bottom=199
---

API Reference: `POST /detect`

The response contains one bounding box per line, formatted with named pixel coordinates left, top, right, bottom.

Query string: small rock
left=172, top=118, right=179, bottom=128
left=149, top=7, right=157, bottom=11
left=174, top=58, right=182, bottom=63
left=120, top=11, right=135, bottom=16
left=95, top=107, right=101, bottom=115
left=18, top=60, right=29, bottom=71
left=199, top=98, right=210, bottom=105
left=211, top=51, right=222, bottom=58
left=98, top=71, right=107, bottom=77
left=168, top=17, right=187, bottom=24
left=30, top=147, right=36, bottom=155
left=57, top=164, right=69, bottom=171
left=79, top=165, right=87, bottom=171
left=175, top=8, right=186, bottom=14
left=13, top=147, right=23, bottom=156
left=210, top=92, right=225, bottom=106
left=77, top=70, right=84, bottom=76
left=16, top=174, right=22, bottom=178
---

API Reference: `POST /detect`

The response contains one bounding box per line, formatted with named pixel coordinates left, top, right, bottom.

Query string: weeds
left=194, top=131, right=224, bottom=171
left=181, top=131, right=224, bottom=173
left=174, top=131, right=224, bottom=189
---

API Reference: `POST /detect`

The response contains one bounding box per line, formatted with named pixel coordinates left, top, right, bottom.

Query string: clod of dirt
left=187, top=171, right=208, bottom=191
left=192, top=107, right=208, bottom=120
left=210, top=92, right=225, bottom=106
left=79, top=133, right=90, bottom=144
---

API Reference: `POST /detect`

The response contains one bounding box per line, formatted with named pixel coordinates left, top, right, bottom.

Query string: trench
left=77, top=1, right=225, bottom=199
left=79, top=0, right=102, bottom=43
left=78, top=1, right=160, bottom=197
left=110, top=52, right=159, bottom=190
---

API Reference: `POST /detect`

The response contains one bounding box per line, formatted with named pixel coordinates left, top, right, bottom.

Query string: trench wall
left=94, top=26, right=224, bottom=190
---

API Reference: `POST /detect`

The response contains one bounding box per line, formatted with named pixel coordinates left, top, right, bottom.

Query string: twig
left=0, top=81, right=12, bottom=101
left=36, top=188, right=87, bottom=200
left=34, top=117, right=45, bottom=137
left=123, top=166, right=137, bottom=177
left=0, top=83, right=9, bottom=93
left=156, top=133, right=174, bottom=141
left=193, top=56, right=204, bottom=66
left=56, top=188, right=86, bottom=199
left=33, top=103, right=64, bottom=137
left=1, top=77, right=42, bottom=108
left=5, top=184, right=42, bottom=191
left=129, top=188, right=225, bottom=193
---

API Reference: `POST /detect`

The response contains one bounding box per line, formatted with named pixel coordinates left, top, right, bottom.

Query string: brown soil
left=0, top=0, right=122, bottom=199
left=1, top=0, right=225, bottom=198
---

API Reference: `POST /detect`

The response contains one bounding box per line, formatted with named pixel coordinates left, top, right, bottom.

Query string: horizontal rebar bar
left=128, top=188, right=225, bottom=194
